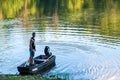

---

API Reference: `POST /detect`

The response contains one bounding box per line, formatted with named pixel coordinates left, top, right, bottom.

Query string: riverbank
left=0, top=75, right=61, bottom=80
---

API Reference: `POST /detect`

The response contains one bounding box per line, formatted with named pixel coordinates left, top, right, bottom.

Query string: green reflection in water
left=0, top=0, right=120, bottom=43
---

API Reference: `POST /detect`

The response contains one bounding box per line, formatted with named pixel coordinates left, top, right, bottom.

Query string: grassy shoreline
left=0, top=74, right=61, bottom=80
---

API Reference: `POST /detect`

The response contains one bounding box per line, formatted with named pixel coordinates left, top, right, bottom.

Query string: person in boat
left=39, top=46, right=52, bottom=59
left=44, top=46, right=52, bottom=58
left=29, top=32, right=36, bottom=66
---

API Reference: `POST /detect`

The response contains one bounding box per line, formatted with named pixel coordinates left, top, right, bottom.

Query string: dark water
left=0, top=0, right=120, bottom=80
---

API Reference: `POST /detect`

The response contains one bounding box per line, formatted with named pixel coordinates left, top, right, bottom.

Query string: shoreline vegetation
left=0, top=74, right=62, bottom=80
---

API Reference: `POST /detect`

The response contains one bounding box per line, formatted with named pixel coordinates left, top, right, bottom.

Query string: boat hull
left=17, top=55, right=56, bottom=75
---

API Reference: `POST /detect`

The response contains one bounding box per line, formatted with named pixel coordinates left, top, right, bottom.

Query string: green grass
left=0, top=75, right=62, bottom=80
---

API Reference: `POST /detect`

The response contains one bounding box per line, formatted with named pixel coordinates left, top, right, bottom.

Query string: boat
left=17, top=46, right=56, bottom=75
left=17, top=54, right=56, bottom=75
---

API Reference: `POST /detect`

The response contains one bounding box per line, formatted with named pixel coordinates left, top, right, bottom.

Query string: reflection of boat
left=17, top=54, right=56, bottom=75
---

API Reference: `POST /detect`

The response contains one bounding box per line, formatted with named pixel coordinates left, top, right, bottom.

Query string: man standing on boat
left=29, top=32, right=36, bottom=66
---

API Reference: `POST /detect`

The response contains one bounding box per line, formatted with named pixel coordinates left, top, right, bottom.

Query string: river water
left=0, top=0, right=120, bottom=80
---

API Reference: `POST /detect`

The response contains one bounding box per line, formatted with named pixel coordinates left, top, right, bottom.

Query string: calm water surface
left=0, top=0, right=120, bottom=80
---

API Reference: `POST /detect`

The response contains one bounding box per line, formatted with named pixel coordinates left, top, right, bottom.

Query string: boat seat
left=34, top=59, right=45, bottom=64
left=34, top=53, right=52, bottom=64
